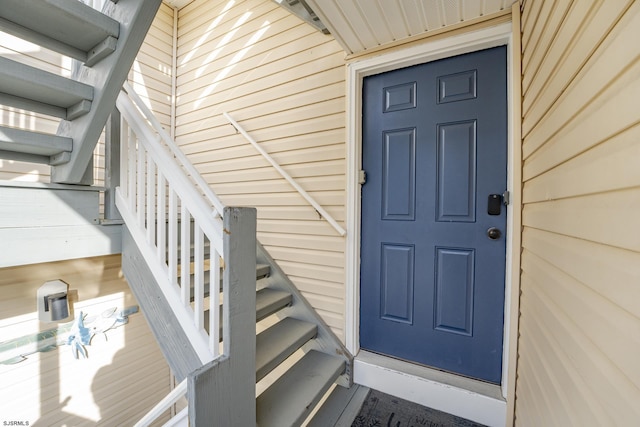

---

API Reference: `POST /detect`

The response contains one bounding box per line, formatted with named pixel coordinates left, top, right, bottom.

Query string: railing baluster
left=194, top=224, right=204, bottom=330
left=146, top=155, right=156, bottom=246
left=136, top=141, right=145, bottom=229
left=120, top=119, right=129, bottom=199
left=180, top=206, right=191, bottom=306
left=168, top=187, right=178, bottom=287
left=128, top=126, right=136, bottom=213
left=210, top=248, right=220, bottom=356
left=157, top=171, right=167, bottom=265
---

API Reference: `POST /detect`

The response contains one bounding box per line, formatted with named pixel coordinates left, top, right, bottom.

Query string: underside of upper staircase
left=0, top=0, right=162, bottom=184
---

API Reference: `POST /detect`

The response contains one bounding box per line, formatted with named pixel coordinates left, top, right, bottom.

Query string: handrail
left=117, top=92, right=224, bottom=254
left=123, top=81, right=226, bottom=216
left=121, top=88, right=259, bottom=426
left=134, top=379, right=187, bottom=427
left=223, top=112, right=346, bottom=236
left=116, top=89, right=224, bottom=367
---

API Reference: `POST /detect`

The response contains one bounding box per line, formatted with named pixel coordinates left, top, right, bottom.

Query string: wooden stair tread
left=0, top=56, right=93, bottom=120
left=0, top=126, right=72, bottom=157
left=0, top=0, right=119, bottom=64
left=256, top=288, right=292, bottom=321
left=205, top=288, right=292, bottom=338
left=183, top=263, right=272, bottom=300
left=256, top=350, right=346, bottom=427
left=305, top=384, right=369, bottom=427
left=256, top=263, right=270, bottom=279
left=256, top=317, right=317, bottom=382
left=175, top=240, right=211, bottom=263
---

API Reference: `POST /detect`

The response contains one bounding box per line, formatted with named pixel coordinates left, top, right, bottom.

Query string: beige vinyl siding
left=0, top=3, right=175, bottom=183
left=516, top=1, right=640, bottom=425
left=0, top=255, right=171, bottom=426
left=129, top=2, right=175, bottom=130
left=175, top=0, right=347, bottom=337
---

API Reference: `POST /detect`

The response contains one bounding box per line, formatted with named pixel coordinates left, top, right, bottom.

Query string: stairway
left=110, top=49, right=353, bottom=425
left=2, top=1, right=355, bottom=424
left=255, top=259, right=348, bottom=426
left=122, top=223, right=352, bottom=426
left=0, top=0, right=161, bottom=184
left=256, top=239, right=352, bottom=426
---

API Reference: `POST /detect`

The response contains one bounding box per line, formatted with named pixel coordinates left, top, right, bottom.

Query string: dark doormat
left=351, top=389, right=487, bottom=427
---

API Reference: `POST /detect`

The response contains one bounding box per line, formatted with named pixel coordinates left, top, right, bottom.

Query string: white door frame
left=345, top=21, right=521, bottom=427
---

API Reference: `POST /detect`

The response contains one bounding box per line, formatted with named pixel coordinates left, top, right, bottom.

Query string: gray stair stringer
left=256, top=240, right=353, bottom=388
left=52, top=0, right=162, bottom=184
left=121, top=226, right=202, bottom=382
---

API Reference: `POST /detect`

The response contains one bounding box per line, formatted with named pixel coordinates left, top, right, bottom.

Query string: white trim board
left=0, top=186, right=122, bottom=267
left=0, top=224, right=122, bottom=268
left=345, top=21, right=518, bottom=427
left=355, top=351, right=506, bottom=427
left=0, top=179, right=106, bottom=191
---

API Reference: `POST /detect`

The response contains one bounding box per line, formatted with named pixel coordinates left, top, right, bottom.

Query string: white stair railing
left=115, top=87, right=226, bottom=364
left=119, top=87, right=259, bottom=426
left=123, top=82, right=224, bottom=216
left=134, top=379, right=187, bottom=427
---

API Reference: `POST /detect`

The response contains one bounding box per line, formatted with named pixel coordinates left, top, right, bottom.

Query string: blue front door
left=360, top=46, right=507, bottom=384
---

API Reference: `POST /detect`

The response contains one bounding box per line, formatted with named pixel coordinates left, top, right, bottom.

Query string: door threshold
left=354, top=350, right=506, bottom=427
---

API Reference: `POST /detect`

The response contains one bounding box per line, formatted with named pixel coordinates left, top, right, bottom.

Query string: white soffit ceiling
left=163, top=0, right=192, bottom=9
left=304, top=0, right=518, bottom=55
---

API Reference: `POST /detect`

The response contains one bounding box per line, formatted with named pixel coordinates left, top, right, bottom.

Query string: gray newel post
left=188, top=207, right=257, bottom=426
left=104, top=108, right=121, bottom=221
